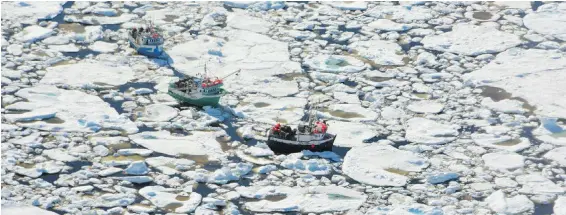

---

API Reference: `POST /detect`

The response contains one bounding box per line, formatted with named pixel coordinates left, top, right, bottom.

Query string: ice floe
left=482, top=152, right=525, bottom=170
left=88, top=41, right=118, bottom=53
left=343, top=144, right=429, bottom=186
left=544, top=147, right=566, bottom=167
left=1, top=1, right=64, bottom=24
left=407, top=100, right=444, bottom=114
left=304, top=55, right=367, bottom=73
left=485, top=190, right=534, bottom=214
left=524, top=3, right=566, bottom=41
left=14, top=25, right=55, bottom=43
left=405, top=118, right=459, bottom=145
left=2, top=205, right=58, bottom=215
left=326, top=120, right=376, bottom=147
left=421, top=24, right=521, bottom=56
left=365, top=5, right=435, bottom=22
left=348, top=40, right=406, bottom=66
left=464, top=49, right=566, bottom=118
left=6, top=86, right=138, bottom=133
left=139, top=186, right=202, bottom=213
left=136, top=104, right=178, bottom=122
left=515, top=174, right=565, bottom=195
left=556, top=196, right=566, bottom=215
left=40, top=61, right=134, bottom=88
left=239, top=185, right=366, bottom=213
left=129, top=130, right=224, bottom=159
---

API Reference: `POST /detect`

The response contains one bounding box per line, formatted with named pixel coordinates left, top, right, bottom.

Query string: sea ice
left=485, top=190, right=534, bottom=214
left=348, top=40, right=406, bottom=66
left=515, top=174, right=565, bottom=195
left=324, top=1, right=368, bottom=10
left=88, top=41, right=118, bottom=53
left=226, top=11, right=272, bottom=34
left=139, top=186, right=202, bottom=213
left=421, top=24, right=521, bottom=56
left=523, top=3, right=566, bottom=41
left=464, top=49, right=566, bottom=118
left=14, top=25, right=55, bottom=43
left=407, top=100, right=444, bottom=114
left=1, top=1, right=64, bottom=24
left=365, top=5, right=434, bottom=22
left=6, top=86, right=138, bottom=133
left=281, top=158, right=332, bottom=175
left=304, top=55, right=367, bottom=73
left=124, top=161, right=149, bottom=175
left=40, top=61, right=134, bottom=88
left=405, top=118, right=459, bottom=145
left=556, top=196, right=566, bottom=215
left=481, top=98, right=525, bottom=114
left=482, top=152, right=525, bottom=170
left=129, top=130, right=224, bottom=159
left=2, top=205, right=58, bottom=215
left=544, top=147, right=566, bottom=167
left=343, top=145, right=429, bottom=186
left=368, top=19, right=412, bottom=31
left=240, top=185, right=366, bottom=213
left=326, top=121, right=376, bottom=147
left=365, top=203, right=443, bottom=215
left=136, top=104, right=178, bottom=122
left=471, top=134, right=531, bottom=152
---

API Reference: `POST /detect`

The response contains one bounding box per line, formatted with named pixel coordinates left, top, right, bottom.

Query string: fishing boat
left=168, top=66, right=240, bottom=107
left=266, top=105, right=336, bottom=154
left=128, top=22, right=164, bottom=58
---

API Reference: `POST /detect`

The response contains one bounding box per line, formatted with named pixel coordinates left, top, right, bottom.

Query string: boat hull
left=267, top=135, right=336, bottom=154
left=129, top=40, right=163, bottom=58
left=168, top=90, right=221, bottom=107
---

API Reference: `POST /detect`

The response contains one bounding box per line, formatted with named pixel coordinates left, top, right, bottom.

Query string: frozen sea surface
left=2, top=1, right=566, bottom=215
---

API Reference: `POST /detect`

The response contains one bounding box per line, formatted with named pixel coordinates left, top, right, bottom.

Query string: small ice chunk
left=136, top=104, right=179, bottom=122
left=481, top=98, right=525, bottom=114
left=427, top=172, right=459, bottom=184
left=139, top=186, right=202, bottom=213
left=368, top=19, right=412, bottom=31
left=124, top=161, right=149, bottom=175
left=304, top=55, right=367, bottom=73
left=407, top=101, right=444, bottom=114
left=43, top=148, right=79, bottom=162
left=281, top=158, right=332, bottom=175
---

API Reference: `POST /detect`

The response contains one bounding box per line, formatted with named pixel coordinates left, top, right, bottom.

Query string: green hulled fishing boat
left=168, top=67, right=239, bottom=107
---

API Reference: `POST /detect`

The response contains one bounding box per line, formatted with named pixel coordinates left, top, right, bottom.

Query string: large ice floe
left=524, top=3, right=566, bottom=41
left=2, top=205, right=58, bottom=215
left=343, top=145, right=429, bottom=186
left=464, top=49, right=566, bottom=118
left=237, top=185, right=366, bottom=213
left=40, top=61, right=134, bottom=88
left=326, top=120, right=376, bottom=147
left=421, top=23, right=521, bottom=56
left=1, top=1, right=64, bottom=24
left=129, top=130, right=224, bottom=160
left=405, top=118, right=459, bottom=145
left=364, top=5, right=435, bottom=22
left=236, top=95, right=307, bottom=125
left=4, top=85, right=138, bottom=133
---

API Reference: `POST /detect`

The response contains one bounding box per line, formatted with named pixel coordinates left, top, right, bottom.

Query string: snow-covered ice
left=129, top=130, right=224, bottom=159
left=482, top=152, right=525, bottom=170
left=343, top=144, right=429, bottom=186
left=405, top=118, right=459, bottom=145
left=464, top=49, right=566, bottom=118
left=348, top=40, right=406, bottom=66
left=41, top=61, right=134, bottom=88
left=326, top=121, right=376, bottom=147
left=421, top=24, right=521, bottom=56
left=523, top=3, right=566, bottom=41
left=304, top=55, right=367, bottom=73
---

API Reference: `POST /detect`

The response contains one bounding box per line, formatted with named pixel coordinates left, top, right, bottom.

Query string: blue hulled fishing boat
left=128, top=23, right=164, bottom=58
